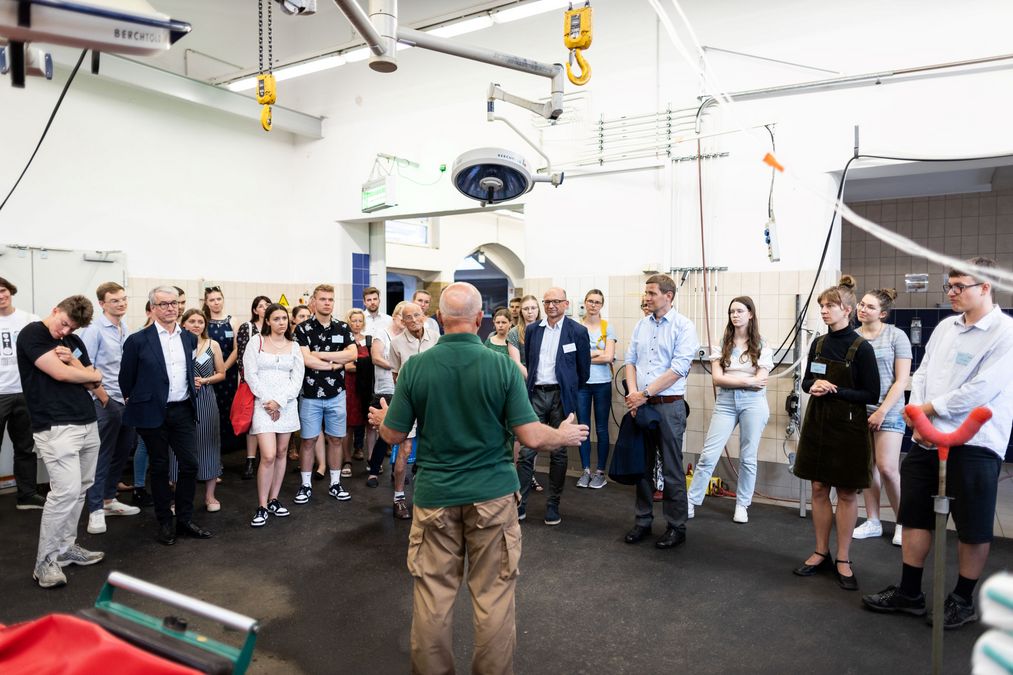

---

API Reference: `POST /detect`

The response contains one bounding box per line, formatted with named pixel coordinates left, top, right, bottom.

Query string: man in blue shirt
left=624, top=274, right=699, bottom=549
left=80, top=282, right=141, bottom=536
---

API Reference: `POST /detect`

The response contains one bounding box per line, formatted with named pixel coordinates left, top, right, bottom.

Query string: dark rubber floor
left=0, top=453, right=1007, bottom=674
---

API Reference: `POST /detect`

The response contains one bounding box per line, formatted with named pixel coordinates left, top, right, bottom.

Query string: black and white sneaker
left=267, top=499, right=290, bottom=517
left=250, top=507, right=269, bottom=527
left=293, top=485, right=312, bottom=504
left=328, top=483, right=351, bottom=501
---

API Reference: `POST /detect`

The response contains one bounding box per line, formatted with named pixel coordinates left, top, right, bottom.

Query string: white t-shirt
left=0, top=308, right=39, bottom=394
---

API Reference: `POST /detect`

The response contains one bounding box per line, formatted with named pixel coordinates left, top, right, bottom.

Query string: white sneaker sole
left=33, top=573, right=66, bottom=588
left=104, top=509, right=140, bottom=516
left=852, top=527, right=883, bottom=540
left=87, top=525, right=106, bottom=535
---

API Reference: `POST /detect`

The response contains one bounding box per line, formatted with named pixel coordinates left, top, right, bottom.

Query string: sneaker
left=852, top=519, right=883, bottom=539
left=267, top=499, right=290, bottom=517
left=393, top=498, right=412, bottom=520
left=929, top=592, right=978, bottom=630
left=293, top=485, right=312, bottom=504
left=576, top=469, right=591, bottom=488
left=589, top=472, right=607, bottom=489
left=366, top=476, right=379, bottom=488
left=131, top=487, right=154, bottom=507
left=56, top=544, right=104, bottom=567
left=87, top=510, right=107, bottom=535
left=16, top=494, right=46, bottom=510
left=328, top=483, right=351, bottom=501
left=544, top=503, right=561, bottom=526
left=733, top=505, right=749, bottom=523
left=861, top=585, right=927, bottom=616
left=250, top=507, right=269, bottom=527
left=687, top=502, right=695, bottom=519
left=33, top=559, right=67, bottom=588
left=892, top=525, right=903, bottom=547
left=103, top=499, right=140, bottom=516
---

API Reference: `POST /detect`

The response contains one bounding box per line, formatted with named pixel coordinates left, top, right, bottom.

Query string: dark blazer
left=524, top=316, right=591, bottom=417
left=120, top=323, right=198, bottom=428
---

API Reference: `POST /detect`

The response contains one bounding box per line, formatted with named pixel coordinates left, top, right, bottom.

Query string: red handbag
left=230, top=332, right=259, bottom=434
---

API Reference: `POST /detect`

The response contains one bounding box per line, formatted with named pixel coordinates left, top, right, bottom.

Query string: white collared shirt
left=364, top=311, right=393, bottom=337
left=625, top=306, right=699, bottom=396
left=910, top=306, right=1013, bottom=457
left=156, top=321, right=188, bottom=402
left=535, top=318, right=563, bottom=385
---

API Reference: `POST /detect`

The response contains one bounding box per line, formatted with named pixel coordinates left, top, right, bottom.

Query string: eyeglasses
left=943, top=282, right=983, bottom=295
left=543, top=299, right=566, bottom=306
left=204, top=286, right=221, bottom=294
left=584, top=299, right=603, bottom=306
left=153, top=301, right=180, bottom=310
left=856, top=301, right=879, bottom=310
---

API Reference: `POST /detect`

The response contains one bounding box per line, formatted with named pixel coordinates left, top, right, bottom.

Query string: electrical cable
left=0, top=49, right=88, bottom=215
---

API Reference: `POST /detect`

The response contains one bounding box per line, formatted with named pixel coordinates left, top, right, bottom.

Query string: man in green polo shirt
left=370, top=282, right=587, bottom=675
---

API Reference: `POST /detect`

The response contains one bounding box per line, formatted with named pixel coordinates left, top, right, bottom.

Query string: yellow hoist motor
left=563, top=2, right=592, bottom=86
left=256, top=0, right=275, bottom=131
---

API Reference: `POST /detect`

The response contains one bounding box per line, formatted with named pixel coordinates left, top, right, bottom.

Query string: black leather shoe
left=176, top=521, right=213, bottom=539
left=794, top=551, right=834, bottom=576
left=836, top=560, right=859, bottom=590
left=655, top=527, right=686, bottom=549
left=156, top=523, right=176, bottom=546
left=624, top=525, right=651, bottom=544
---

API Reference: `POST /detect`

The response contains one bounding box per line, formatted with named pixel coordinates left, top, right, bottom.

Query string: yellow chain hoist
left=256, top=0, right=275, bottom=131
left=563, top=2, right=592, bottom=86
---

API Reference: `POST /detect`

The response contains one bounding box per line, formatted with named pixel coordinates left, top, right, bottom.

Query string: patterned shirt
left=295, top=315, right=354, bottom=399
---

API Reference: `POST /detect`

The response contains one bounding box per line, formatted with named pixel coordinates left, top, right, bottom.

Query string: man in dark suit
left=120, top=285, right=211, bottom=546
left=518, top=287, right=590, bottom=526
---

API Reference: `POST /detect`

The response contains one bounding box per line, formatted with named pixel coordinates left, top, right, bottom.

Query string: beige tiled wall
left=843, top=191, right=1013, bottom=308
left=124, top=278, right=354, bottom=330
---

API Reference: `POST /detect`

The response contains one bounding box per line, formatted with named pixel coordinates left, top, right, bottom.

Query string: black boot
left=242, top=457, right=256, bottom=480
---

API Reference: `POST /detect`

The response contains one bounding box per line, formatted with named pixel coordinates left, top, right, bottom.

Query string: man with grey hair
left=121, top=286, right=211, bottom=546
left=369, top=281, right=588, bottom=673
left=412, top=289, right=441, bottom=337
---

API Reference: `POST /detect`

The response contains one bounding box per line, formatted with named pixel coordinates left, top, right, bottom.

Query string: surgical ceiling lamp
left=0, top=0, right=191, bottom=87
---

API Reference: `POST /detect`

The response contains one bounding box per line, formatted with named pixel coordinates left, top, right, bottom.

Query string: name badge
left=562, top=342, right=576, bottom=354
left=196, top=352, right=211, bottom=365
left=72, top=347, right=82, bottom=359
left=810, top=362, right=827, bottom=375
left=224, top=330, right=234, bottom=338
left=955, top=351, right=973, bottom=366
left=332, top=335, right=344, bottom=344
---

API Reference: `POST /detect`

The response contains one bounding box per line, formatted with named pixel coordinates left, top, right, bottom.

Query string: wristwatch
left=642, top=387, right=650, bottom=398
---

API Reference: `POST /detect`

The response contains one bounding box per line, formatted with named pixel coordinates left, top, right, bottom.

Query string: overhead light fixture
left=429, top=15, right=493, bottom=39
left=491, top=0, right=571, bottom=24
left=275, top=54, right=346, bottom=81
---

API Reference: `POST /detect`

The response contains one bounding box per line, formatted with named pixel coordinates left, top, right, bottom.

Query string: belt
left=167, top=400, right=190, bottom=407
left=647, top=395, right=683, bottom=405
left=533, top=384, right=560, bottom=392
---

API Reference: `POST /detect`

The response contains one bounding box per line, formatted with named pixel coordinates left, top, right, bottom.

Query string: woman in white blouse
left=244, top=303, right=305, bottom=527
left=687, top=296, right=773, bottom=524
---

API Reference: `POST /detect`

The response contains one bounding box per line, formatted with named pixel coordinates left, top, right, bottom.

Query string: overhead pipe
left=332, top=0, right=386, bottom=57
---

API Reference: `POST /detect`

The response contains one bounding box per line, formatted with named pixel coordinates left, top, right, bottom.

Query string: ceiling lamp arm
left=397, top=26, right=564, bottom=119
left=332, top=0, right=386, bottom=57
left=487, top=85, right=562, bottom=187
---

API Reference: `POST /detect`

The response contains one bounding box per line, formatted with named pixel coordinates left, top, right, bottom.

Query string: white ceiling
left=146, top=1, right=519, bottom=82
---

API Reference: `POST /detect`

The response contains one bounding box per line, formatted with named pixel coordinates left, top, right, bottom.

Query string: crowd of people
left=1, top=255, right=1010, bottom=671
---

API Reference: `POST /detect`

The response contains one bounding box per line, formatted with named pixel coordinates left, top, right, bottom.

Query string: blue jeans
left=688, top=388, right=769, bottom=508
left=134, top=436, right=148, bottom=488
left=577, top=382, right=611, bottom=471
left=86, top=399, right=137, bottom=513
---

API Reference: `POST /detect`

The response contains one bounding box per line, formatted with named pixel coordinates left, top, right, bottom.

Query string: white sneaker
left=892, top=524, right=903, bottom=547
left=852, top=519, right=882, bottom=539
left=103, top=499, right=140, bottom=516
left=687, top=502, right=695, bottom=519
left=87, top=510, right=106, bottom=534
left=733, top=505, right=749, bottom=523
left=33, top=559, right=67, bottom=588
left=56, top=544, right=104, bottom=567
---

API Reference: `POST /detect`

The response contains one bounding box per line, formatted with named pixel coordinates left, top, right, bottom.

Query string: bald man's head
left=438, top=282, right=483, bottom=333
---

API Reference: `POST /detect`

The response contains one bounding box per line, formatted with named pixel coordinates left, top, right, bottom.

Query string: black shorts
left=897, top=444, right=1002, bottom=544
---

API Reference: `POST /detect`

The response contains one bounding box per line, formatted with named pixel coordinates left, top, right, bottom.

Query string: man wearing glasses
left=120, top=286, right=211, bottom=546
left=517, top=288, right=590, bottom=525
left=864, top=256, right=1013, bottom=629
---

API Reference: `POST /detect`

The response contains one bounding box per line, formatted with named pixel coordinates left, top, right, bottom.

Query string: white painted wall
left=1, top=0, right=1011, bottom=286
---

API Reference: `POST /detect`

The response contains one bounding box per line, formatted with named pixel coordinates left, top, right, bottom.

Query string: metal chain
left=267, top=0, right=273, bottom=74
left=257, top=0, right=264, bottom=75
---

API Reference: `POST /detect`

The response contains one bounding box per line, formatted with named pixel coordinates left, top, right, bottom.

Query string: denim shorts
left=878, top=410, right=905, bottom=434
left=299, top=392, right=347, bottom=438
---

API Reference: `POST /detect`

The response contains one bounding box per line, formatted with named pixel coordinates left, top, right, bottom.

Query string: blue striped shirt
left=625, top=307, right=699, bottom=396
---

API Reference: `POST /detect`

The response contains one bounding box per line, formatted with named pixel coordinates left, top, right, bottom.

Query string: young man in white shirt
left=863, top=257, right=1013, bottom=629
left=362, top=286, right=393, bottom=337
left=0, top=277, right=44, bottom=510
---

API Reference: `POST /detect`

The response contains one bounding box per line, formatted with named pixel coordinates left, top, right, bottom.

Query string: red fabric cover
left=0, top=614, right=200, bottom=675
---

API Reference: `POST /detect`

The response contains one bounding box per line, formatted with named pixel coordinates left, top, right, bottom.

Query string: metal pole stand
left=931, top=466, right=950, bottom=675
